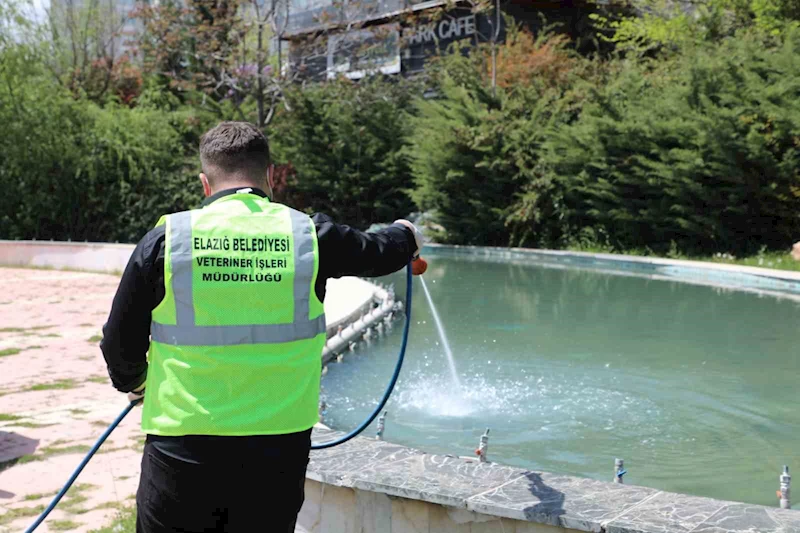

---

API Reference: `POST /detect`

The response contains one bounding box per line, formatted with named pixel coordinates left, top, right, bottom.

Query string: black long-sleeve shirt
left=101, top=187, right=416, bottom=394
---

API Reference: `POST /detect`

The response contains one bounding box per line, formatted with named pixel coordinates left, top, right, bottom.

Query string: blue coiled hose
left=311, top=259, right=412, bottom=449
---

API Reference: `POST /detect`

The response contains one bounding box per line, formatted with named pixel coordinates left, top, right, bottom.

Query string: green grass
left=708, top=252, right=800, bottom=272
left=12, top=422, right=56, bottom=429
left=79, top=323, right=93, bottom=327
left=23, top=491, right=57, bottom=501
left=564, top=246, right=800, bottom=273
left=93, top=501, right=123, bottom=511
left=60, top=494, right=90, bottom=515
left=86, top=376, right=107, bottom=384
left=87, top=335, right=103, bottom=343
left=49, top=519, right=81, bottom=530
left=35, top=483, right=95, bottom=513
left=40, top=333, right=61, bottom=338
left=16, top=444, right=92, bottom=464
left=26, top=379, right=79, bottom=392
left=95, top=446, right=127, bottom=455
left=69, top=408, right=90, bottom=415
left=0, top=345, right=43, bottom=357
left=70, top=483, right=98, bottom=492
left=46, top=445, right=92, bottom=456
left=131, top=436, right=146, bottom=453
left=89, top=506, right=136, bottom=533
left=0, top=416, right=53, bottom=429
left=91, top=420, right=111, bottom=427
left=0, top=504, right=46, bottom=526
left=0, top=326, right=53, bottom=333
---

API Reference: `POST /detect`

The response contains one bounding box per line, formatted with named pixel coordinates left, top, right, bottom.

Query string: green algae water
left=320, top=253, right=800, bottom=507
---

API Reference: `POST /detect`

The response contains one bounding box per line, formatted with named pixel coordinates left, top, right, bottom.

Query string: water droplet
left=605, top=363, right=610, bottom=368
left=492, top=339, right=496, bottom=343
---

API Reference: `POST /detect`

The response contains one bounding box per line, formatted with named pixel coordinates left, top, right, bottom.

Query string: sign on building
left=327, top=24, right=401, bottom=79
left=406, top=14, right=477, bottom=46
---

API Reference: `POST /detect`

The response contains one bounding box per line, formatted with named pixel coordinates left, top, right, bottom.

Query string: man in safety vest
left=100, top=121, right=423, bottom=532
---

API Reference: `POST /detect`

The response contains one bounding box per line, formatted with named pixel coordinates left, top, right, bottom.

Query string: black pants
left=136, top=437, right=310, bottom=533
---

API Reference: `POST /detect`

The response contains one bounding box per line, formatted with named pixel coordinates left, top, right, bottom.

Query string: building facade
left=281, top=0, right=601, bottom=81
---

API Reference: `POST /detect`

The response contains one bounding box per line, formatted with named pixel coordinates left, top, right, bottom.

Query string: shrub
left=270, top=77, right=418, bottom=227
left=539, top=30, right=800, bottom=254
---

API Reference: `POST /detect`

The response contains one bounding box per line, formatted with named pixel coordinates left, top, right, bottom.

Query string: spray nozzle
left=412, top=257, right=428, bottom=276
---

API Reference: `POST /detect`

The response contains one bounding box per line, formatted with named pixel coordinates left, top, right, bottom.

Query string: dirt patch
left=0, top=269, right=142, bottom=533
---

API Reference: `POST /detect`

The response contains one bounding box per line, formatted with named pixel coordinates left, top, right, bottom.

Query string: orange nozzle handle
left=411, top=257, right=428, bottom=276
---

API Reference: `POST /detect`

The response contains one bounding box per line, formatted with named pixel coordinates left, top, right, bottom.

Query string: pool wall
left=424, top=244, right=800, bottom=299
left=300, top=425, right=800, bottom=532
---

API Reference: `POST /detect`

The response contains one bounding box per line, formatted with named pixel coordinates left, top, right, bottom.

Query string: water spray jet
left=419, top=276, right=462, bottom=391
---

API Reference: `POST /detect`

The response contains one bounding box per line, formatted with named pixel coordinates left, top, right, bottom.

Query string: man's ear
left=199, top=173, right=212, bottom=198
left=267, top=164, right=275, bottom=192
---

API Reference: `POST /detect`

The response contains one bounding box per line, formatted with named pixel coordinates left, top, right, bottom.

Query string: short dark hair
left=199, top=121, right=270, bottom=185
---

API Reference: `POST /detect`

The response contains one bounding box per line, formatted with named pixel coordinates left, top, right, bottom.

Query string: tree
left=589, top=0, right=800, bottom=57
left=132, top=0, right=385, bottom=126
left=132, top=0, right=244, bottom=103
left=42, top=0, right=137, bottom=101
left=538, top=30, right=800, bottom=254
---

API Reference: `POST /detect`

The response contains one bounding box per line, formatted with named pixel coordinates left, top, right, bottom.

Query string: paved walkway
left=0, top=268, right=375, bottom=532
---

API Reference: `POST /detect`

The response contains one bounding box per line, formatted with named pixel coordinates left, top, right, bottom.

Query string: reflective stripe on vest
left=150, top=208, right=326, bottom=346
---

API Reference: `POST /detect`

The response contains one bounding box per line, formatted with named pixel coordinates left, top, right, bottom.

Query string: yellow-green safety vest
left=141, top=192, right=326, bottom=436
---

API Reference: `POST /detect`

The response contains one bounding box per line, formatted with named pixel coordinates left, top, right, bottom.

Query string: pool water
left=320, top=254, right=800, bottom=506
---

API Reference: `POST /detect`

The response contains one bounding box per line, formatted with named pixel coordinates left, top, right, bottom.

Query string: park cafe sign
left=406, top=13, right=478, bottom=46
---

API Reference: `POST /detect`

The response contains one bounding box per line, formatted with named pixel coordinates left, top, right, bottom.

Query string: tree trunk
left=257, top=22, right=265, bottom=127
left=490, top=0, right=500, bottom=98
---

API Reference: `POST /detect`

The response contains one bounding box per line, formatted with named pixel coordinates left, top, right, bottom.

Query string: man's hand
left=394, top=220, right=423, bottom=259
left=127, top=383, right=145, bottom=404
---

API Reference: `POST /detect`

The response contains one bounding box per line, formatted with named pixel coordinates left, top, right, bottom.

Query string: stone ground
left=0, top=267, right=375, bottom=533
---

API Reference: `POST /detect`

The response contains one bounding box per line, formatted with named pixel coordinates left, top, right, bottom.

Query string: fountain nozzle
left=476, top=428, right=490, bottom=463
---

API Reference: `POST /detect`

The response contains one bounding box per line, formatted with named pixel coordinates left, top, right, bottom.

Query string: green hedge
left=0, top=49, right=211, bottom=242
left=410, top=29, right=800, bottom=255
left=270, top=77, right=417, bottom=229
left=3, top=20, right=799, bottom=255
left=542, top=31, right=800, bottom=255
